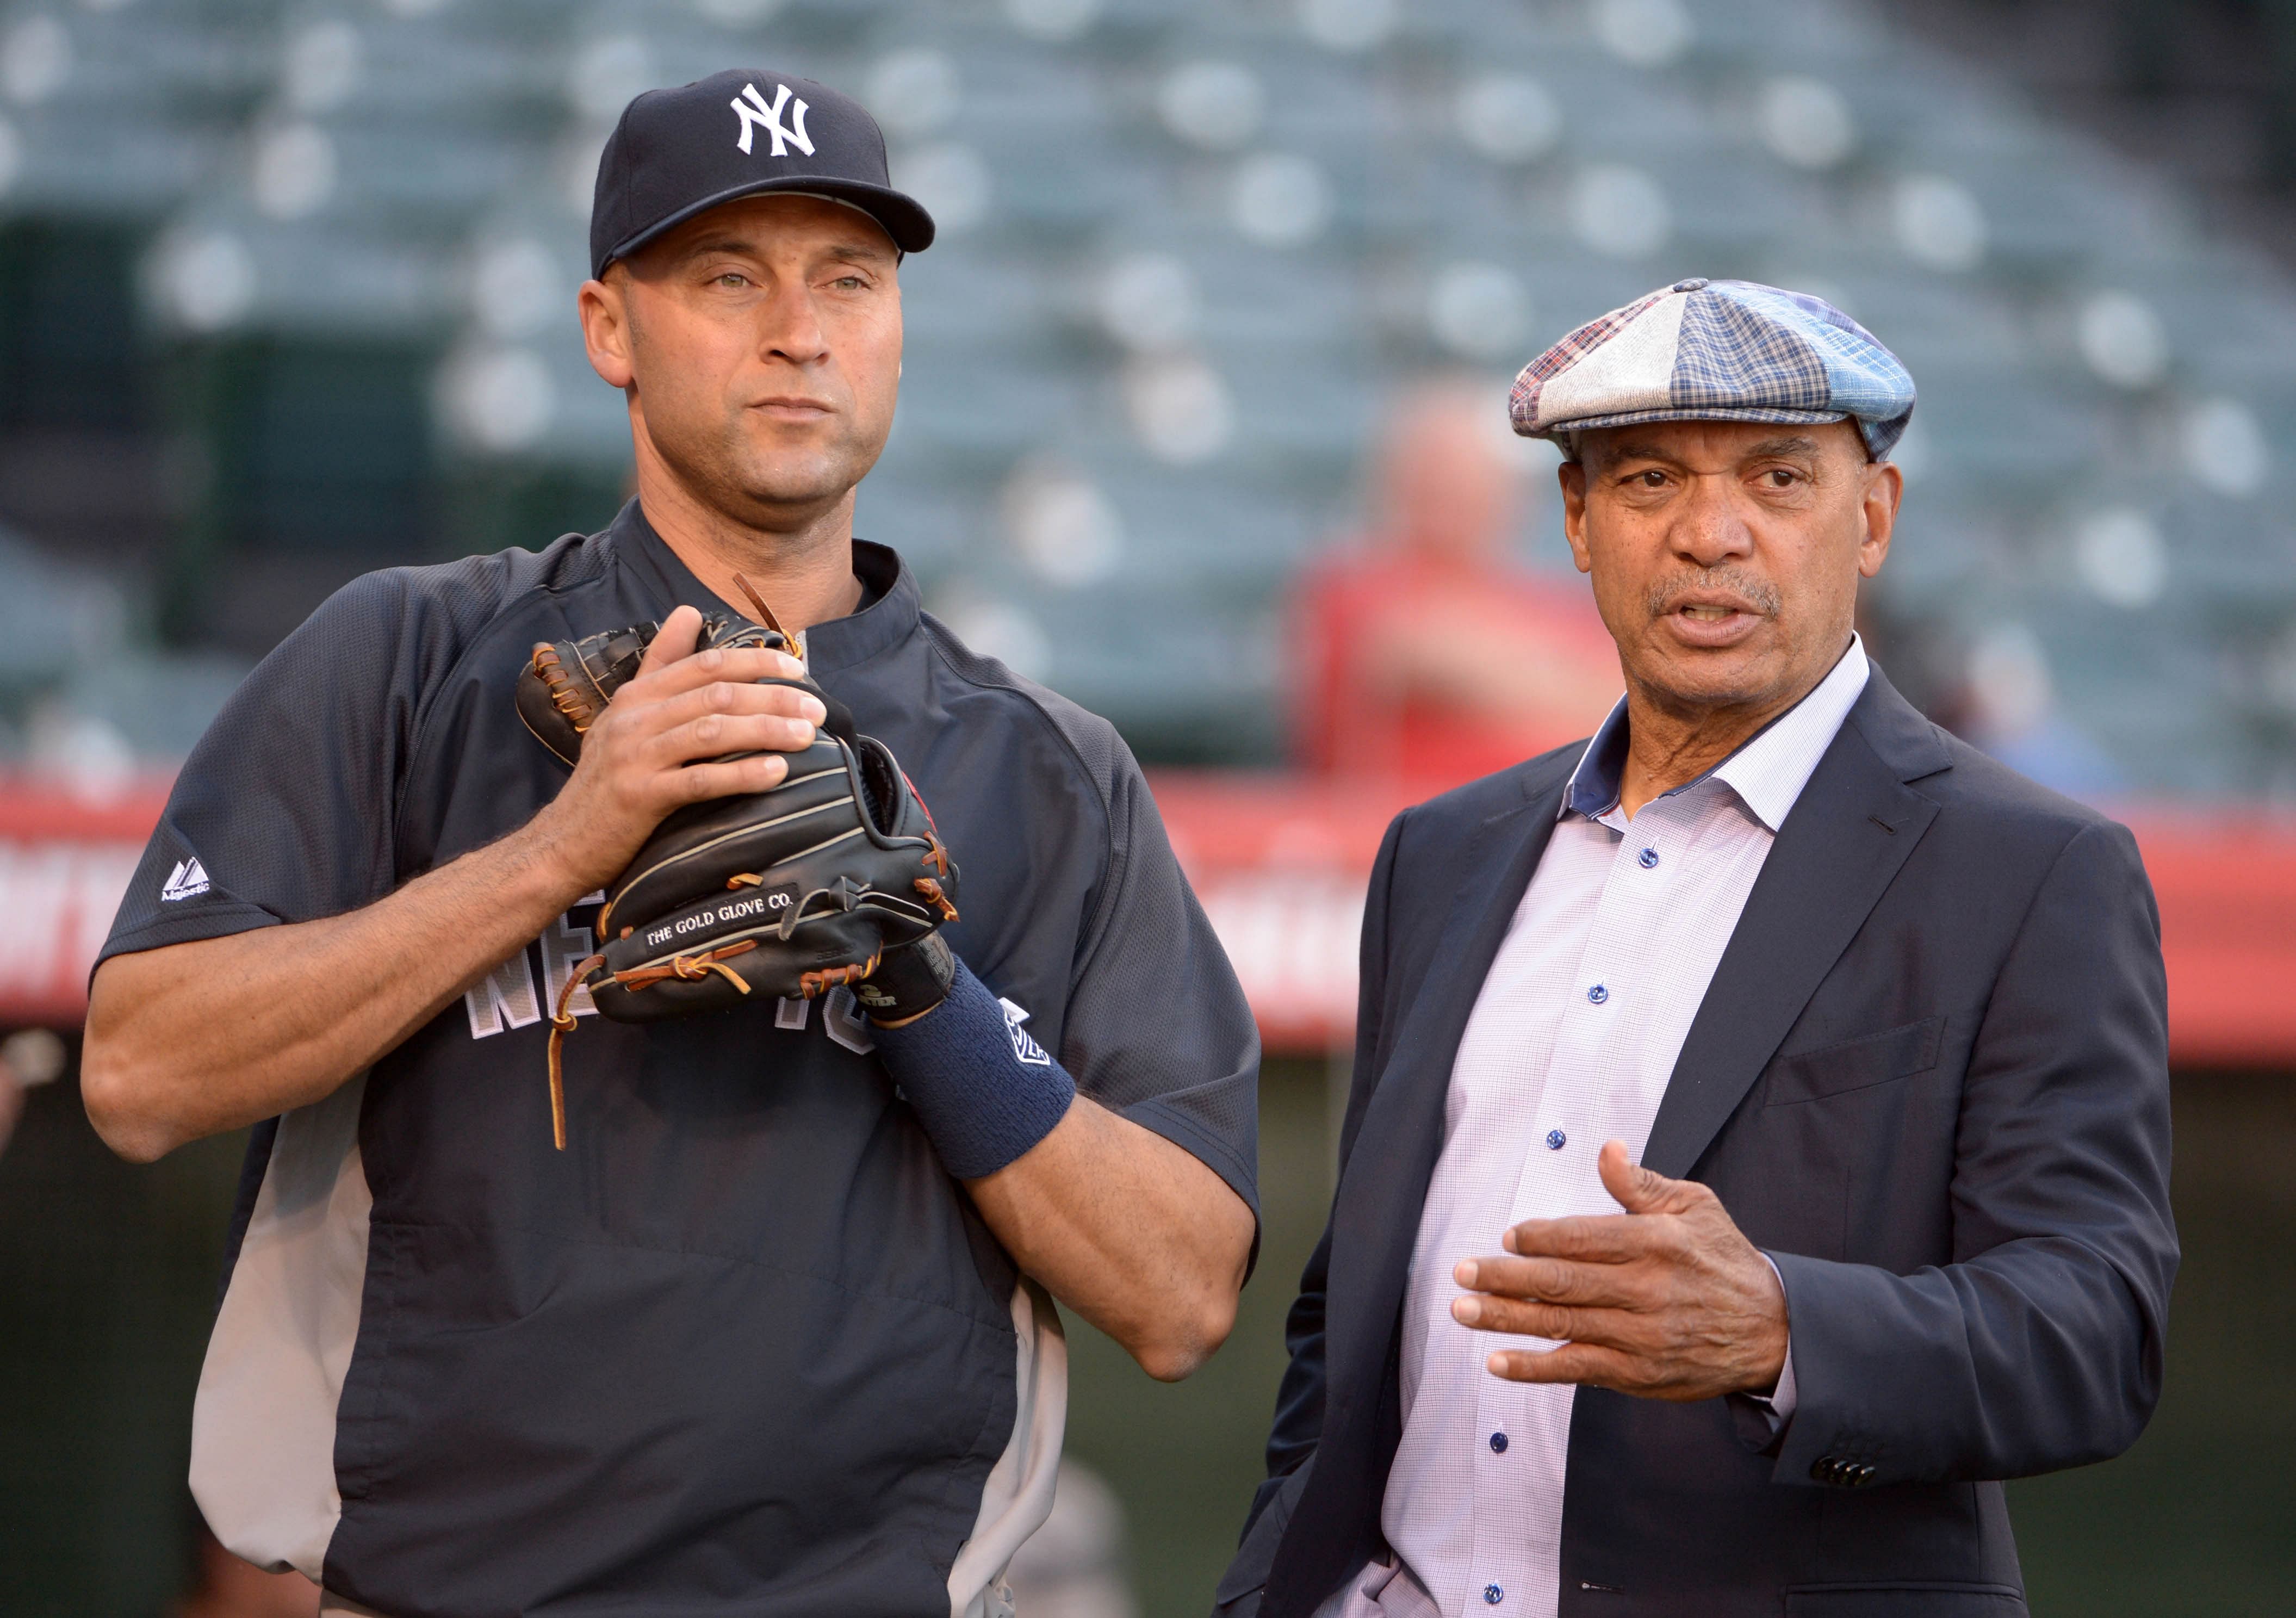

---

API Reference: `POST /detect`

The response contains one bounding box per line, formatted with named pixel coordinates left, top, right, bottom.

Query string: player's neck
left=635, top=467, right=865, bottom=632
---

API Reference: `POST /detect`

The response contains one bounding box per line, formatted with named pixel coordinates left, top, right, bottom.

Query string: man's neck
left=1615, top=647, right=1842, bottom=817
left=635, top=462, right=866, bottom=633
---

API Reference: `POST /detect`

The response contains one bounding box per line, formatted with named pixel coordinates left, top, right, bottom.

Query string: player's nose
left=756, top=283, right=832, bottom=367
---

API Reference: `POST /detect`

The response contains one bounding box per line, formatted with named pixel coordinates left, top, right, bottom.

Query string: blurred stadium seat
left=0, top=0, right=2288, bottom=793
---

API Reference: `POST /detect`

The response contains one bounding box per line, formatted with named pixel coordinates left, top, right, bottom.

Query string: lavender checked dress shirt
left=1320, top=637, right=1871, bottom=1618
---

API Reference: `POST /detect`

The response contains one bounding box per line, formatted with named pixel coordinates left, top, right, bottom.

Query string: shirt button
left=1490, top=1430, right=1509, bottom=1453
left=1637, top=846, right=1660, bottom=869
left=1545, top=1129, right=1566, bottom=1151
left=1586, top=983, right=1609, bottom=1005
left=1485, top=1586, right=1504, bottom=1605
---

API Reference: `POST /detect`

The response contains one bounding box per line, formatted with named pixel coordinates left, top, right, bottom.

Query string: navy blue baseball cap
left=589, top=69, right=936, bottom=278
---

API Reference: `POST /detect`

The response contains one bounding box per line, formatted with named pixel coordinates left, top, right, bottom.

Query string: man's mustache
left=1643, top=569, right=1782, bottom=618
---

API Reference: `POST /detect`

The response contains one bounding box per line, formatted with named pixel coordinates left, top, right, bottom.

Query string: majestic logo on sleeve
left=998, top=997, right=1052, bottom=1068
left=159, top=858, right=210, bottom=902
left=731, top=82, right=814, bottom=158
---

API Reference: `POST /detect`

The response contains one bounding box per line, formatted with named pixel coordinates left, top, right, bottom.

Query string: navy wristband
left=866, top=958, right=1077, bottom=1180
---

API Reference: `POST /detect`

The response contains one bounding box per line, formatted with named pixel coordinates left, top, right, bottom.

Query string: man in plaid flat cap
left=1220, top=279, right=2175, bottom=1617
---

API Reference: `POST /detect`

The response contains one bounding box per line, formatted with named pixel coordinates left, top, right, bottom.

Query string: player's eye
left=1629, top=469, right=1668, bottom=488
left=713, top=272, right=753, bottom=288
left=827, top=274, right=868, bottom=291
left=1762, top=468, right=1801, bottom=487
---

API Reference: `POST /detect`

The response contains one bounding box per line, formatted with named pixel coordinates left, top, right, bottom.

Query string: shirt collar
left=1561, top=634, right=1871, bottom=832
left=610, top=498, right=922, bottom=678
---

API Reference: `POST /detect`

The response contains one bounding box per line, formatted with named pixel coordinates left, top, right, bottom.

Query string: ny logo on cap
left=731, top=81, right=815, bottom=158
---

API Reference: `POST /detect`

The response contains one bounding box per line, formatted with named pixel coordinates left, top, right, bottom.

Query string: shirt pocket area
left=1764, top=1015, right=1946, bottom=1107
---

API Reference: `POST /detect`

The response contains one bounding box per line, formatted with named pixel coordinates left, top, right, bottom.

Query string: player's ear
left=579, top=267, right=636, bottom=392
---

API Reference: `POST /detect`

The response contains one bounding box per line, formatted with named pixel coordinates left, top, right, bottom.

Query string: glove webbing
left=529, top=643, right=599, bottom=735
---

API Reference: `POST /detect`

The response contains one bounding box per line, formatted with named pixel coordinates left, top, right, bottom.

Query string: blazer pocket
left=1786, top=1583, right=2025, bottom=1616
left=1213, top=1461, right=1311, bottom=1608
left=1765, top=1016, right=1945, bottom=1107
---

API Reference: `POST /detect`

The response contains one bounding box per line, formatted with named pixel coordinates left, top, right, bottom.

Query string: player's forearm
left=83, top=823, right=585, bottom=1162
left=863, top=958, right=1253, bottom=1378
left=968, top=1098, right=1255, bottom=1382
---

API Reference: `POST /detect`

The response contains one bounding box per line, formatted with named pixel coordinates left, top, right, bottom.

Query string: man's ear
left=1558, top=458, right=1594, bottom=575
left=579, top=270, right=636, bottom=392
left=1857, top=459, right=1903, bottom=579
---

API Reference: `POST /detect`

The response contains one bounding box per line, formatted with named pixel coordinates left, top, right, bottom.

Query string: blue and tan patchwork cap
left=1509, top=277, right=1916, bottom=460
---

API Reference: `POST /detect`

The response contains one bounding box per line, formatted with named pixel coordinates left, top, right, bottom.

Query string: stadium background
left=1, top=0, right=2293, bottom=1611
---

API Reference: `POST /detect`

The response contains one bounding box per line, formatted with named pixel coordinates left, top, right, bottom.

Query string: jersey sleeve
left=97, top=569, right=433, bottom=968
left=1060, top=745, right=1262, bottom=1228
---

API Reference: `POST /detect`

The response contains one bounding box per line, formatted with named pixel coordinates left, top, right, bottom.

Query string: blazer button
left=1852, top=1463, right=1878, bottom=1487
left=1811, top=1455, right=1844, bottom=1486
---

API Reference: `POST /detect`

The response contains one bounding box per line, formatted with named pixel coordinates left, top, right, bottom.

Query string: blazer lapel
left=1641, top=671, right=1951, bottom=1180
left=1325, top=768, right=1569, bottom=1397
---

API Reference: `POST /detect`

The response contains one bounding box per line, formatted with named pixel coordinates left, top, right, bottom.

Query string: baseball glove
left=518, top=578, right=959, bottom=1149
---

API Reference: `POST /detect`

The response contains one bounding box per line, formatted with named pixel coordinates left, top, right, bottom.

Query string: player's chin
left=727, top=444, right=876, bottom=512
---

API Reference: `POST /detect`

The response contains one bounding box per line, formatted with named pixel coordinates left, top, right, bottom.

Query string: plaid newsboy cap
left=1509, top=277, right=1916, bottom=460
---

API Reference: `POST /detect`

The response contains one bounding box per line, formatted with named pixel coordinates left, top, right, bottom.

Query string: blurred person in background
left=0, top=1028, right=65, bottom=1159
left=1293, top=380, right=1621, bottom=789
left=76, top=70, right=1257, bottom=1618
left=0, top=1047, right=24, bottom=1160
left=1220, top=281, right=2175, bottom=1618
left=1951, top=622, right=2127, bottom=803
left=1002, top=1460, right=1139, bottom=1618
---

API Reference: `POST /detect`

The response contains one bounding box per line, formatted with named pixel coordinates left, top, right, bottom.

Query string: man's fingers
left=1596, top=1138, right=1705, bottom=1216
left=1501, top=1212, right=1664, bottom=1264
left=635, top=605, right=704, bottom=676
left=1450, top=1291, right=1585, bottom=1342
left=1454, top=1253, right=1637, bottom=1309
left=667, top=754, right=790, bottom=803
left=628, top=643, right=810, bottom=699
left=1486, top=1341, right=1717, bottom=1401
left=648, top=713, right=818, bottom=767
left=650, top=679, right=827, bottom=733
left=1484, top=1342, right=1633, bottom=1387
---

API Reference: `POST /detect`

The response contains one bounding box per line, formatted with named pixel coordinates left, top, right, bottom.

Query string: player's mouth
left=752, top=395, right=835, bottom=420
left=1661, top=593, right=1766, bottom=648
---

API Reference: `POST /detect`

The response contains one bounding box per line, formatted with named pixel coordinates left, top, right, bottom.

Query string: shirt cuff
left=1742, top=1253, right=1797, bottom=1429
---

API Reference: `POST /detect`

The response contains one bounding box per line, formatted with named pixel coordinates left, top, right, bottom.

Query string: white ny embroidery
left=731, top=81, right=814, bottom=158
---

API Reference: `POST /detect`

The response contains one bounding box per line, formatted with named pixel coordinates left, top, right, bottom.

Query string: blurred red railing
left=0, top=778, right=174, bottom=1027
left=3, top=773, right=2291, bottom=1066
left=1149, top=773, right=2296, bottom=1068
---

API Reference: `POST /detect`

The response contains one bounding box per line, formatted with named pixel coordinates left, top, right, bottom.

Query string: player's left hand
left=1448, top=1140, right=1788, bottom=1402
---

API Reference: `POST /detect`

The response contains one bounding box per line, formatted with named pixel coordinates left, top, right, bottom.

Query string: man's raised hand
left=524, top=604, right=824, bottom=897
left=1448, top=1140, right=1789, bottom=1403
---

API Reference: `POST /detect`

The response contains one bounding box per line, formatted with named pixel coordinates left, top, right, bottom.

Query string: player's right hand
left=524, top=604, right=825, bottom=897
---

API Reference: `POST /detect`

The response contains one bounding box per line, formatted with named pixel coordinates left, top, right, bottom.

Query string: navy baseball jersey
left=99, top=501, right=1261, bottom=1617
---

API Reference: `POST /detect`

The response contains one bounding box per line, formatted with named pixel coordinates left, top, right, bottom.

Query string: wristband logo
left=999, top=997, right=1052, bottom=1068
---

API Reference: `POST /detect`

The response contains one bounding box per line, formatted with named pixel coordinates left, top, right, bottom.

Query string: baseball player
left=82, top=71, right=1259, bottom=1617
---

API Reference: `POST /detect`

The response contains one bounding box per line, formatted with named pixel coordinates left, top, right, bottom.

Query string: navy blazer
left=1217, top=668, right=2176, bottom=1618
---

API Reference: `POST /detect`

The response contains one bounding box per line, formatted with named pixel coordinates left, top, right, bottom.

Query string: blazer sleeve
left=1768, top=818, right=2177, bottom=1486
left=1231, top=809, right=1407, bottom=1548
